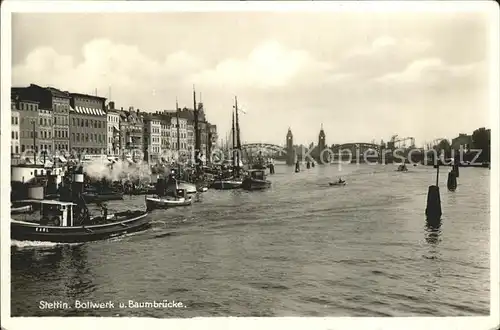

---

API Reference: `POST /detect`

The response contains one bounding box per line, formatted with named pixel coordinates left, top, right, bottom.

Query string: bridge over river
left=240, top=142, right=423, bottom=164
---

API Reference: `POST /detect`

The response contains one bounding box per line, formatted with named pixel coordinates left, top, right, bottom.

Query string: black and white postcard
left=1, top=1, right=498, bottom=330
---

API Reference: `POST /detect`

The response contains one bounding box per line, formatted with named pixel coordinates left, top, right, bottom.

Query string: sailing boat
left=211, top=97, right=243, bottom=190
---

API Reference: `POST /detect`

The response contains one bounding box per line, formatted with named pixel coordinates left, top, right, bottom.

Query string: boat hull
left=210, top=180, right=242, bottom=190
left=11, top=211, right=151, bottom=243
left=242, top=179, right=271, bottom=191
left=82, top=193, right=124, bottom=203
left=329, top=182, right=346, bottom=187
left=146, top=197, right=192, bottom=210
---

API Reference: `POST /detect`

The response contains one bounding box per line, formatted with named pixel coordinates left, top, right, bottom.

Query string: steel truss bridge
left=240, top=142, right=384, bottom=155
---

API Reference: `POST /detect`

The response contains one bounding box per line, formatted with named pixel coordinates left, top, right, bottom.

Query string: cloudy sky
left=11, top=9, right=493, bottom=147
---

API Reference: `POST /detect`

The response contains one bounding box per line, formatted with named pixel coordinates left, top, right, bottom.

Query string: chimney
left=136, top=109, right=140, bottom=115
left=129, top=106, right=134, bottom=112
left=121, top=107, right=123, bottom=110
left=109, top=101, right=115, bottom=110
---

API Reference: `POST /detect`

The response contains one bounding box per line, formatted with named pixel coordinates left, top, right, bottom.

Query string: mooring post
left=426, top=164, right=442, bottom=221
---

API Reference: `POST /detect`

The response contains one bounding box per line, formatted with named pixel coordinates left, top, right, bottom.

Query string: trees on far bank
left=472, top=127, right=491, bottom=162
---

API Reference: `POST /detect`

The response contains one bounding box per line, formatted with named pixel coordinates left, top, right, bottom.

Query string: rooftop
left=69, top=92, right=107, bottom=101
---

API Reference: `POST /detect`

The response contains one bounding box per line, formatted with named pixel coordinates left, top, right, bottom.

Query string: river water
left=11, top=164, right=490, bottom=317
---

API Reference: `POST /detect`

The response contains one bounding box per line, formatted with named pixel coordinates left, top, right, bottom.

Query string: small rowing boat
left=329, top=181, right=346, bottom=187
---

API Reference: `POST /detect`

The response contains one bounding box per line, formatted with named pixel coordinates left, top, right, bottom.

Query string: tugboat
left=10, top=169, right=151, bottom=243
left=145, top=174, right=193, bottom=210
left=242, top=169, right=271, bottom=191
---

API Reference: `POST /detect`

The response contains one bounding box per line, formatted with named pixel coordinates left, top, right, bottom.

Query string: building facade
left=11, top=100, right=20, bottom=157
left=169, top=116, right=188, bottom=161
left=160, top=116, right=171, bottom=160
left=46, top=87, right=71, bottom=155
left=14, top=96, right=40, bottom=156
left=69, top=93, right=107, bottom=156
left=119, top=107, right=144, bottom=161
left=187, top=122, right=194, bottom=151
left=38, top=107, right=53, bottom=155
left=15, top=85, right=71, bottom=155
left=143, top=114, right=162, bottom=162
left=106, top=102, right=121, bottom=156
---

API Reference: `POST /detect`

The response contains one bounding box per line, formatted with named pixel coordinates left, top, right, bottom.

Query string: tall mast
left=235, top=96, right=241, bottom=174
left=193, top=85, right=200, bottom=174
left=176, top=97, right=181, bottom=174
left=232, top=109, right=236, bottom=169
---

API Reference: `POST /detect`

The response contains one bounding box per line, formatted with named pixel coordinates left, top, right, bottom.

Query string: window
left=15, top=146, right=19, bottom=154
left=54, top=117, right=57, bottom=125
left=77, top=118, right=80, bottom=126
left=76, top=133, right=80, bottom=142
left=30, top=131, right=33, bottom=138
left=72, top=133, right=75, bottom=141
left=73, top=118, right=75, bottom=126
left=85, top=119, right=88, bottom=127
left=21, top=145, right=25, bottom=152
left=48, top=131, right=51, bottom=139
left=86, top=133, right=89, bottom=142
left=48, top=119, right=51, bottom=126
left=44, top=118, right=47, bottom=126
left=15, top=132, right=18, bottom=140
left=90, top=134, right=93, bottom=142
left=39, top=118, right=43, bottom=125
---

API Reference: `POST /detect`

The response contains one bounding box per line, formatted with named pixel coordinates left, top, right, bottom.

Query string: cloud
left=11, top=35, right=488, bottom=146
left=373, top=58, right=485, bottom=87
left=335, top=36, right=433, bottom=79
left=190, top=40, right=331, bottom=89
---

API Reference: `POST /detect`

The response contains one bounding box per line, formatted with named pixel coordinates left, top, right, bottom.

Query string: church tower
left=318, top=124, right=327, bottom=164
left=286, top=127, right=295, bottom=165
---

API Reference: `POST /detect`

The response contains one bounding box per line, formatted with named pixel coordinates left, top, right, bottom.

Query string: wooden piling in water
left=426, top=164, right=442, bottom=221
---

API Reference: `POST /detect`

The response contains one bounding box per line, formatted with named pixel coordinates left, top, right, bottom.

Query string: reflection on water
left=422, top=220, right=443, bottom=293
left=11, top=245, right=96, bottom=315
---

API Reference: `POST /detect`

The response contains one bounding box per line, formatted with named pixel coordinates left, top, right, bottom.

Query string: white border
left=1, top=1, right=499, bottom=330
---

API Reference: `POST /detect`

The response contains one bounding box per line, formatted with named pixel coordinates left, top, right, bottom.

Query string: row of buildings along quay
left=10, top=84, right=218, bottom=164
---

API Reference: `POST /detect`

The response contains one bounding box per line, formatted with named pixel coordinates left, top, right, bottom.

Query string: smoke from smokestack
left=83, top=158, right=152, bottom=182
